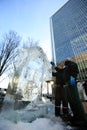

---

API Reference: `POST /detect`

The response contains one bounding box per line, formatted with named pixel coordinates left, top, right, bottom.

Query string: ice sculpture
left=14, top=46, right=52, bottom=101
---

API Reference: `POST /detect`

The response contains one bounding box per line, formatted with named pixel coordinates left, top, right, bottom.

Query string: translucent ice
left=13, top=46, right=52, bottom=101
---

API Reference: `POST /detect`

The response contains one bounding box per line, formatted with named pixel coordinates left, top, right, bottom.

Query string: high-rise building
left=50, top=0, right=87, bottom=80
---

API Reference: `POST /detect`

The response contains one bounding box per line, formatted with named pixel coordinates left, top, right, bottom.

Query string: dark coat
left=65, top=60, right=79, bottom=80
left=52, top=67, right=70, bottom=86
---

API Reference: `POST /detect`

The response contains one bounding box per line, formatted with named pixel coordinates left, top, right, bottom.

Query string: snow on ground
left=0, top=94, right=73, bottom=130
left=0, top=116, right=72, bottom=130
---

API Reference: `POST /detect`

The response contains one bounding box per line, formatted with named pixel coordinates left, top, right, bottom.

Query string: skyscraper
left=50, top=0, right=87, bottom=80
left=50, top=0, right=87, bottom=63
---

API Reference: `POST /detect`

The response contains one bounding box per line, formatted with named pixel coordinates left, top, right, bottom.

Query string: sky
left=0, top=0, right=69, bottom=61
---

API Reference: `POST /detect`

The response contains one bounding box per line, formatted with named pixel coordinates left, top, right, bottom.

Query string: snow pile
left=0, top=94, right=73, bottom=130
left=0, top=117, right=71, bottom=130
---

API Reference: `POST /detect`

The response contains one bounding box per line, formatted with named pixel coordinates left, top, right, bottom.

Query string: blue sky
left=0, top=0, right=68, bottom=60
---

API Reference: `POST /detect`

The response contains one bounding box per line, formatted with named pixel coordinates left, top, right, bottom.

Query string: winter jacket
left=65, top=61, right=79, bottom=80
left=52, top=67, right=70, bottom=86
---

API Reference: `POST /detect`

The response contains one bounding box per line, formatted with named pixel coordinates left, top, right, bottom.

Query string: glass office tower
left=50, top=0, right=87, bottom=80
left=50, top=0, right=87, bottom=63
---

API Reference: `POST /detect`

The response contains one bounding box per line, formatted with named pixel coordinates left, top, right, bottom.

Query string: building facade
left=50, top=0, right=87, bottom=80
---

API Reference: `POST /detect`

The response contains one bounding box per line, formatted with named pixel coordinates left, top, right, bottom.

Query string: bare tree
left=0, top=31, right=21, bottom=76
left=22, top=37, right=39, bottom=48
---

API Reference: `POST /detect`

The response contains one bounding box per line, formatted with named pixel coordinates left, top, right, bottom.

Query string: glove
left=70, top=76, right=76, bottom=86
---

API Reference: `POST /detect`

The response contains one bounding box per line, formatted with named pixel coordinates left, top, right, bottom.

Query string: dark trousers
left=55, top=85, right=68, bottom=116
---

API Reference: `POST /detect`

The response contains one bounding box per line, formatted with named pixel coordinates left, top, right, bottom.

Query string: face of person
left=57, top=63, right=63, bottom=69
